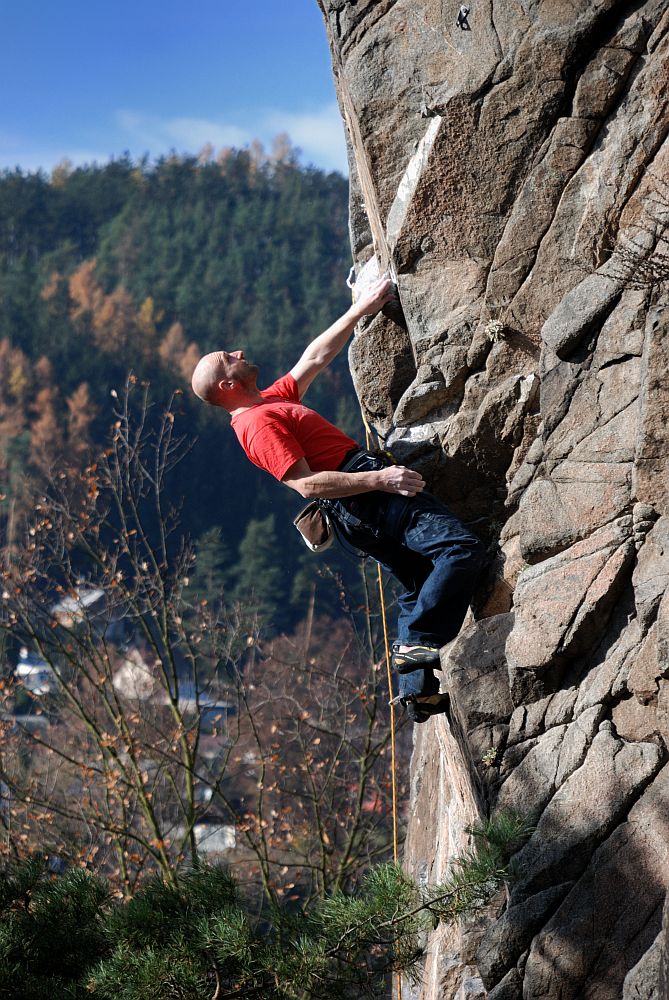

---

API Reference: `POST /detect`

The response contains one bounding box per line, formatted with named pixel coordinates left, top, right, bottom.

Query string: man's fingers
left=357, top=278, right=398, bottom=316
left=379, top=464, right=426, bottom=496
left=393, top=466, right=425, bottom=495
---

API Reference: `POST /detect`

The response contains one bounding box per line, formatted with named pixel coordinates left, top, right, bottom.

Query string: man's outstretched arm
left=289, top=277, right=395, bottom=397
left=282, top=457, right=425, bottom=500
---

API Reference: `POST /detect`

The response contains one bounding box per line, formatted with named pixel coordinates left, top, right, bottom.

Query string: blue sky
left=0, top=0, right=347, bottom=175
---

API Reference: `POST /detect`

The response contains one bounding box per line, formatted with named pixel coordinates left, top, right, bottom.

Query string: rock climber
left=191, top=277, right=486, bottom=722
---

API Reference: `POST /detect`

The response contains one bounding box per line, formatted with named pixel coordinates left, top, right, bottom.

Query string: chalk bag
left=293, top=501, right=334, bottom=553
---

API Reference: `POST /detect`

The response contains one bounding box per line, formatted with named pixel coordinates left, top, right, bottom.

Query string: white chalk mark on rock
left=386, top=116, right=443, bottom=249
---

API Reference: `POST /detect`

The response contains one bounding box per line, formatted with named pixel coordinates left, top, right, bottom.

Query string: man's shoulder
left=262, top=372, right=300, bottom=403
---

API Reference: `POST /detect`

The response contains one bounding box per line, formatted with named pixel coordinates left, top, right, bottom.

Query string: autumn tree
left=29, top=386, right=63, bottom=472
left=0, top=150, right=353, bottom=632
left=66, top=382, right=98, bottom=461
left=158, top=321, right=201, bottom=382
left=0, top=382, right=406, bottom=905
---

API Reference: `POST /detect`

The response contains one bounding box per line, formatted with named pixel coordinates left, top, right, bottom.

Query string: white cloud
left=263, top=102, right=347, bottom=173
left=116, top=102, right=348, bottom=174
left=0, top=103, right=349, bottom=177
left=0, top=144, right=111, bottom=175
left=116, top=110, right=250, bottom=154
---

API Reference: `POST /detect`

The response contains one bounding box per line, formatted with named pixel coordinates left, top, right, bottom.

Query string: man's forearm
left=284, top=460, right=425, bottom=500
left=294, top=468, right=382, bottom=499
left=290, top=278, right=394, bottom=396
left=302, top=303, right=364, bottom=369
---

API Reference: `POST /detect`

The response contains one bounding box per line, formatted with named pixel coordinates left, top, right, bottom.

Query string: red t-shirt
left=230, top=373, right=359, bottom=481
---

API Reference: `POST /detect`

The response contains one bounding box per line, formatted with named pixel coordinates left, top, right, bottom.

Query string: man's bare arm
left=282, top=458, right=425, bottom=500
left=289, top=277, right=395, bottom=397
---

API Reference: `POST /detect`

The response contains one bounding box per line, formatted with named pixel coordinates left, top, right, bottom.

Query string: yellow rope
left=362, top=418, right=399, bottom=864
left=376, top=561, right=399, bottom=864
left=362, top=416, right=402, bottom=1000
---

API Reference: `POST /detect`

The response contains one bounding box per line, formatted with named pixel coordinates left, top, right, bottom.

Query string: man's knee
left=443, top=530, right=488, bottom=577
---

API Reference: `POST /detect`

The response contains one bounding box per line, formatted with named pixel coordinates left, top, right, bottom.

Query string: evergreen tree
left=0, top=152, right=360, bottom=627
left=0, top=812, right=531, bottom=1000
left=232, top=514, right=285, bottom=631
left=187, top=526, right=230, bottom=610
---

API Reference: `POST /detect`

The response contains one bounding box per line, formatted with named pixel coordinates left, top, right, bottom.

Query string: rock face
left=317, top=1, right=669, bottom=997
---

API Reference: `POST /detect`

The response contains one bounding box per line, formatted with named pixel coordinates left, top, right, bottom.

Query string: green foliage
left=0, top=812, right=531, bottom=999
left=186, top=526, right=230, bottom=610
left=0, top=858, right=110, bottom=1000
left=90, top=867, right=242, bottom=1000
left=469, top=809, right=534, bottom=862
left=231, top=514, right=288, bottom=631
left=0, top=153, right=361, bottom=631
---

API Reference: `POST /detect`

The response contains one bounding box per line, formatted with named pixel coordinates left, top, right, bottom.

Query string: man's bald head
left=191, top=352, right=226, bottom=405
left=191, top=350, right=260, bottom=410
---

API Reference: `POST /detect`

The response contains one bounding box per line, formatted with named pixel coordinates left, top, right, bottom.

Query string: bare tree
left=0, top=378, right=407, bottom=904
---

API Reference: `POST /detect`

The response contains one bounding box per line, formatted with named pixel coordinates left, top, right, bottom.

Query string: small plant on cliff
left=484, top=318, right=507, bottom=343
left=0, top=811, right=531, bottom=999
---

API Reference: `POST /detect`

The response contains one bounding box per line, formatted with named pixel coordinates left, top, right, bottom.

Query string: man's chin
left=240, top=365, right=259, bottom=387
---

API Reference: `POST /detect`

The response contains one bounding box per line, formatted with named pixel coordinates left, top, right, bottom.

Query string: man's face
left=218, top=350, right=259, bottom=387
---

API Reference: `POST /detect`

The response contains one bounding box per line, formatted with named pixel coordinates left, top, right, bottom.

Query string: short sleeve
left=246, top=420, right=305, bottom=481
left=262, top=373, right=300, bottom=403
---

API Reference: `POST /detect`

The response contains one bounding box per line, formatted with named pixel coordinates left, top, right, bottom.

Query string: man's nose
left=231, top=351, right=244, bottom=359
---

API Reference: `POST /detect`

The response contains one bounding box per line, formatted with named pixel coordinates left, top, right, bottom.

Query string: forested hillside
left=0, top=147, right=357, bottom=630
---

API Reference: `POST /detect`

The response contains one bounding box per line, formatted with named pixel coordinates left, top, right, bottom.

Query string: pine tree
left=231, top=514, right=285, bottom=631
left=187, top=526, right=230, bottom=611
left=0, top=812, right=531, bottom=999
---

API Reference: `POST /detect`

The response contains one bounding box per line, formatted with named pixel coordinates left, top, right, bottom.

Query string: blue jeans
left=330, top=453, right=486, bottom=699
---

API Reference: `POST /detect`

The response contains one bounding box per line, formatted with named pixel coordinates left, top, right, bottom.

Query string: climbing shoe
left=391, top=642, right=441, bottom=673
left=401, top=692, right=451, bottom=725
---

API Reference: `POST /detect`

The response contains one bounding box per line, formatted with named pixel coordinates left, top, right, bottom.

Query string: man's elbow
left=284, top=477, right=317, bottom=500
left=300, top=479, right=323, bottom=500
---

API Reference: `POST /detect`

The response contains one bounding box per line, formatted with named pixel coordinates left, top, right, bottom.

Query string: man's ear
left=218, top=378, right=234, bottom=392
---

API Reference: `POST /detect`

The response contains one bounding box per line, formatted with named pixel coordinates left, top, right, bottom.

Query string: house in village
left=14, top=647, right=55, bottom=696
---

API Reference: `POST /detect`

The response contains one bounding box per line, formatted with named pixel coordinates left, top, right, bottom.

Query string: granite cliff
left=316, top=1, right=669, bottom=997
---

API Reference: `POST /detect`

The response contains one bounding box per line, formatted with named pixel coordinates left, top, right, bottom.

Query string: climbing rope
left=377, top=560, right=399, bottom=864
left=360, top=413, right=401, bottom=1000
left=361, top=416, right=400, bottom=868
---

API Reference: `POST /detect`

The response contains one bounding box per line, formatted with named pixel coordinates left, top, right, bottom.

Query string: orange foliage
left=67, top=383, right=98, bottom=459
left=68, top=260, right=103, bottom=321
left=68, top=262, right=197, bottom=369
left=30, top=386, right=63, bottom=471
left=91, top=286, right=136, bottom=353
left=34, top=355, right=53, bottom=387
left=158, top=322, right=201, bottom=382
left=69, top=261, right=135, bottom=353
left=40, top=270, right=63, bottom=302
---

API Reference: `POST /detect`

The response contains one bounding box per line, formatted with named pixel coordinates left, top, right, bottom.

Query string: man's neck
left=227, top=387, right=265, bottom=417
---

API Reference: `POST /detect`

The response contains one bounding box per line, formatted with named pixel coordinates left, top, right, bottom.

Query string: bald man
left=192, top=278, right=485, bottom=722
